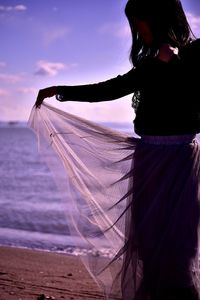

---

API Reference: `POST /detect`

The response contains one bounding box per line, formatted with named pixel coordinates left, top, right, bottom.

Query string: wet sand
left=0, top=246, right=105, bottom=300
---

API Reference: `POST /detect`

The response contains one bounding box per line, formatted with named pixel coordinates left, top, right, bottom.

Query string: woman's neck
left=157, top=43, right=179, bottom=63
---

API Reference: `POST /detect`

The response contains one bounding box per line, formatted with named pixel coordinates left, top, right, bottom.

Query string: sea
left=0, top=120, right=135, bottom=258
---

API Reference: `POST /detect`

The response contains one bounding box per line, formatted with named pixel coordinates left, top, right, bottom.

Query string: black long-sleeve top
left=56, top=39, right=200, bottom=136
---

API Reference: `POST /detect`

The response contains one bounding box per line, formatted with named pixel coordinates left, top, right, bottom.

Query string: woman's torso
left=133, top=39, right=200, bottom=136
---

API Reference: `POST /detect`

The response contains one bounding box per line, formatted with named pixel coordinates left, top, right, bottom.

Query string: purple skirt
left=28, top=102, right=200, bottom=300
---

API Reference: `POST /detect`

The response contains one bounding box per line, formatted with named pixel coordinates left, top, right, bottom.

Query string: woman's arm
left=56, top=67, right=140, bottom=103
left=35, top=67, right=141, bottom=108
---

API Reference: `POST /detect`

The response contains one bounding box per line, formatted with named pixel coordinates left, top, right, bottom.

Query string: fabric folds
left=28, top=102, right=200, bottom=300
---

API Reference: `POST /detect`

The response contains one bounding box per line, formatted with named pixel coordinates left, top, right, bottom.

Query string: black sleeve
left=182, top=38, right=200, bottom=65
left=56, top=67, right=141, bottom=103
left=193, top=38, right=200, bottom=66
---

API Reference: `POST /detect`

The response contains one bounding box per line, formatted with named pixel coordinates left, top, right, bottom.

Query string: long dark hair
left=125, top=0, right=195, bottom=66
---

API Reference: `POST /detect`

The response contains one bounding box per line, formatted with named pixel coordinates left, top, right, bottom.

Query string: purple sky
left=0, top=0, right=200, bottom=123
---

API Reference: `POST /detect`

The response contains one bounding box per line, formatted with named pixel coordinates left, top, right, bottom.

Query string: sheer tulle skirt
left=28, top=102, right=200, bottom=300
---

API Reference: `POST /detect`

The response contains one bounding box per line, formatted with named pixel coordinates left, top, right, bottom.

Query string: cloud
left=0, top=73, right=22, bottom=83
left=35, top=60, right=66, bottom=76
left=35, top=60, right=77, bottom=77
left=0, top=62, right=6, bottom=67
left=0, top=5, right=27, bottom=12
left=42, top=27, right=70, bottom=46
left=99, top=22, right=131, bottom=39
left=186, top=12, right=200, bottom=35
left=17, top=87, right=37, bottom=94
left=0, top=89, right=9, bottom=96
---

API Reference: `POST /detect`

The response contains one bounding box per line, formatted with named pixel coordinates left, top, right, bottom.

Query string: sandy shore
left=0, top=246, right=106, bottom=300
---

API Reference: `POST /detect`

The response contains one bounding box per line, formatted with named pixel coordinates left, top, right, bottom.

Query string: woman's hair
left=125, top=0, right=195, bottom=66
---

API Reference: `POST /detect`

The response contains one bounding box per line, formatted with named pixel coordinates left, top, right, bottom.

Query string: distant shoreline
left=0, top=120, right=28, bottom=127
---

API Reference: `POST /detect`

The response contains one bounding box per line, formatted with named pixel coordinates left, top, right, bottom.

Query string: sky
left=0, top=0, right=200, bottom=123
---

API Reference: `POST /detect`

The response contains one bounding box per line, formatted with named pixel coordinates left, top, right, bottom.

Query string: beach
left=0, top=125, right=128, bottom=300
left=0, top=246, right=105, bottom=300
left=2, top=126, right=200, bottom=300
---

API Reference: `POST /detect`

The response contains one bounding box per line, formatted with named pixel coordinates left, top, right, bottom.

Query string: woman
left=29, top=0, right=200, bottom=299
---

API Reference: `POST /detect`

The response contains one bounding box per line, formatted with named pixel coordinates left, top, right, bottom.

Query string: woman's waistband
left=140, top=134, right=196, bottom=145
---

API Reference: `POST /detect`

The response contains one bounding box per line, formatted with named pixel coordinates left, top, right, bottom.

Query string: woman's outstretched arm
left=56, top=67, right=140, bottom=103
left=35, top=67, right=141, bottom=108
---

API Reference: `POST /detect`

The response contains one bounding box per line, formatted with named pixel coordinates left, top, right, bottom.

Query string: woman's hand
left=35, top=86, right=57, bottom=108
